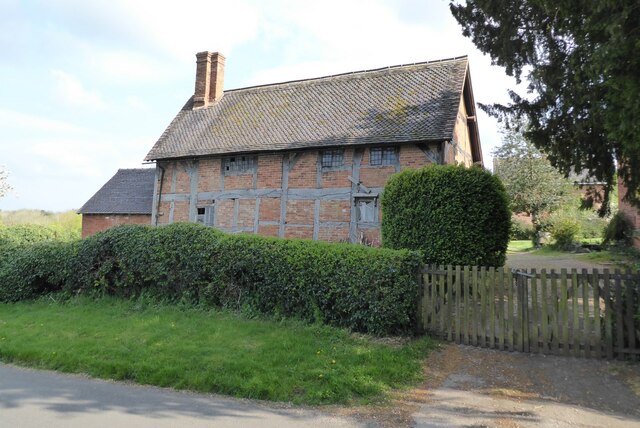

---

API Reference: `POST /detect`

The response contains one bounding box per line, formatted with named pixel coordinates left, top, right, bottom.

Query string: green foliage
left=450, top=0, right=640, bottom=213
left=549, top=216, right=581, bottom=250
left=492, top=126, right=573, bottom=236
left=603, top=212, right=634, bottom=247
left=0, top=224, right=78, bottom=266
left=543, top=202, right=608, bottom=243
left=510, top=218, right=534, bottom=240
left=0, top=299, right=435, bottom=405
left=0, top=209, right=81, bottom=239
left=381, top=164, right=510, bottom=266
left=0, top=223, right=422, bottom=335
left=0, top=224, right=60, bottom=246
left=577, top=211, right=608, bottom=240
left=0, top=241, right=78, bottom=302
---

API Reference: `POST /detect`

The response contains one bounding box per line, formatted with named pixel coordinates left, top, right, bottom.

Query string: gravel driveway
left=412, top=344, right=640, bottom=427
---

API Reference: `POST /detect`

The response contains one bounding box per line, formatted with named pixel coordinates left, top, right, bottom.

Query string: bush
left=380, top=164, right=510, bottom=266
left=0, top=224, right=422, bottom=335
left=577, top=211, right=607, bottom=240
left=550, top=216, right=581, bottom=249
left=510, top=218, right=535, bottom=240
left=0, top=224, right=78, bottom=265
left=0, top=241, right=78, bottom=302
left=603, top=211, right=634, bottom=247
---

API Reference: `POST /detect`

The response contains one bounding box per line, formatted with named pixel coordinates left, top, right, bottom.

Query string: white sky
left=0, top=0, right=519, bottom=211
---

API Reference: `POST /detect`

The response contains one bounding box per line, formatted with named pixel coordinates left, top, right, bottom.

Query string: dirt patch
left=413, top=344, right=640, bottom=427
left=330, top=344, right=640, bottom=427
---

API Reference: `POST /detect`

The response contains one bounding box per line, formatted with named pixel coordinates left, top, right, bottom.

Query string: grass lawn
left=530, top=246, right=566, bottom=256
left=507, top=240, right=534, bottom=253
left=0, top=298, right=435, bottom=405
left=576, top=249, right=639, bottom=269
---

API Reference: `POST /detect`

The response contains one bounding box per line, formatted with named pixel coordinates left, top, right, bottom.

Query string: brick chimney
left=193, top=51, right=225, bottom=109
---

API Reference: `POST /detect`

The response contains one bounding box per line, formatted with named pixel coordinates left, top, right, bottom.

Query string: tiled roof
left=79, top=169, right=155, bottom=214
left=145, top=57, right=469, bottom=161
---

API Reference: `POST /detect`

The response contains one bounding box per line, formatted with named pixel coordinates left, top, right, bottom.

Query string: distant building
left=79, top=169, right=155, bottom=238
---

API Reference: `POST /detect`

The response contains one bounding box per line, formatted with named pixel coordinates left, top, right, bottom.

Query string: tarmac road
left=0, top=364, right=367, bottom=428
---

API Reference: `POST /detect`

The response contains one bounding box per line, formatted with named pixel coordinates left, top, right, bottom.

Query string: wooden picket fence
left=418, top=265, right=640, bottom=360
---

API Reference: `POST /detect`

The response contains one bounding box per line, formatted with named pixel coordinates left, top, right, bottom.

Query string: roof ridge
left=224, top=55, right=469, bottom=94
left=117, top=168, right=155, bottom=172
left=144, top=55, right=471, bottom=162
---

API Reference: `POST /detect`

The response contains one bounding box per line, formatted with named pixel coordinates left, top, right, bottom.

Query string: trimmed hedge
left=0, top=224, right=77, bottom=265
left=381, top=164, right=510, bottom=266
left=0, top=241, right=78, bottom=302
left=0, top=224, right=422, bottom=335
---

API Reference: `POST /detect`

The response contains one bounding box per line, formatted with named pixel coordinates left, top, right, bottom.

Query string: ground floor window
left=196, top=203, right=215, bottom=226
left=355, top=196, right=378, bottom=223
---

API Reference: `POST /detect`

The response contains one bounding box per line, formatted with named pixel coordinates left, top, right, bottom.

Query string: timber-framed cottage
left=84, top=51, right=484, bottom=243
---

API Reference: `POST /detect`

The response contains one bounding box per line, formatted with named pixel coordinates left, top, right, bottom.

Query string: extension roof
left=79, top=168, right=155, bottom=215
left=145, top=56, right=481, bottom=161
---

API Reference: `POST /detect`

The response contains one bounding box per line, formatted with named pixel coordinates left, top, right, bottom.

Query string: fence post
left=415, top=266, right=425, bottom=335
left=522, top=272, right=530, bottom=353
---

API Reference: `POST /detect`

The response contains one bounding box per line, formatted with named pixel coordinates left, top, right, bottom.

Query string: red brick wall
left=286, top=199, right=314, bottom=225
left=217, top=199, right=234, bottom=229
left=359, top=147, right=398, bottom=187
left=82, top=214, right=151, bottom=238
left=257, top=154, right=282, bottom=188
left=157, top=142, right=438, bottom=245
left=198, top=158, right=221, bottom=192
left=618, top=181, right=640, bottom=249
left=320, top=200, right=350, bottom=222
left=237, top=199, right=256, bottom=228
left=157, top=201, right=171, bottom=225
left=174, top=163, right=191, bottom=194
left=288, top=151, right=318, bottom=188
left=225, top=174, right=253, bottom=190
left=400, top=144, right=431, bottom=171
left=259, top=197, right=281, bottom=222
left=318, top=225, right=349, bottom=242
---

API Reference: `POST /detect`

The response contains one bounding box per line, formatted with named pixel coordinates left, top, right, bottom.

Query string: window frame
left=354, top=196, right=378, bottom=224
left=369, top=146, right=398, bottom=166
left=320, top=149, right=345, bottom=169
left=195, top=203, right=215, bottom=226
left=223, top=155, right=255, bottom=175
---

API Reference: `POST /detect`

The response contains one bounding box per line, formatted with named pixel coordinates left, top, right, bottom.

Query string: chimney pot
left=209, top=52, right=225, bottom=105
left=193, top=51, right=225, bottom=109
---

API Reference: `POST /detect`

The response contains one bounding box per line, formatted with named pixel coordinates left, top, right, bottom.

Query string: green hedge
left=0, top=241, right=78, bottom=302
left=381, top=164, right=510, bottom=266
left=0, top=224, right=422, bottom=335
left=0, top=224, right=78, bottom=265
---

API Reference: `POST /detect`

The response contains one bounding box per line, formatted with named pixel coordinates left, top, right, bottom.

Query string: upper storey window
left=224, top=155, right=255, bottom=175
left=370, top=147, right=398, bottom=166
left=321, top=149, right=344, bottom=168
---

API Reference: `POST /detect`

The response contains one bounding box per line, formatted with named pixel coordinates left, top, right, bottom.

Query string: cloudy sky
left=0, top=0, right=519, bottom=211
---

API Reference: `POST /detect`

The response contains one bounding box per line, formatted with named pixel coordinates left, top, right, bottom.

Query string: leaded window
left=224, top=155, right=254, bottom=174
left=370, top=147, right=398, bottom=166
left=321, top=149, right=344, bottom=168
